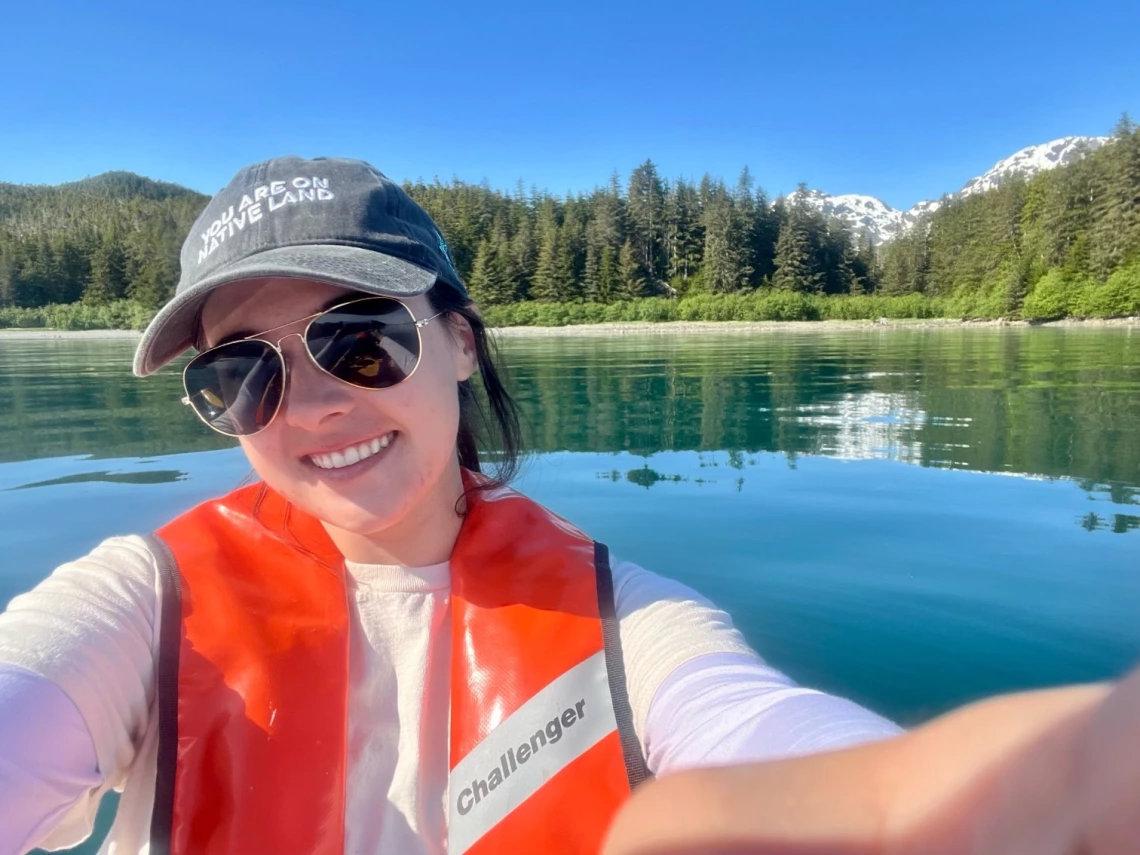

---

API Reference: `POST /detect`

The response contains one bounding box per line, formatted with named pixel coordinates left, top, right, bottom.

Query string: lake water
left=2, top=327, right=1139, bottom=853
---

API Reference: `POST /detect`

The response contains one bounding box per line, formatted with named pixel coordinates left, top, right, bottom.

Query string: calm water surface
left=2, top=327, right=1138, bottom=852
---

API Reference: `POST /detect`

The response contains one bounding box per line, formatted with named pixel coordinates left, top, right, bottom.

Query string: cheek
left=237, top=433, right=291, bottom=482
left=390, top=358, right=462, bottom=454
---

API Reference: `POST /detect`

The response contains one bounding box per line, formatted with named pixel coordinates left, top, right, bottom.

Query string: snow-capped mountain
left=797, top=190, right=920, bottom=245
left=956, top=136, right=1107, bottom=198
left=799, top=136, right=1109, bottom=244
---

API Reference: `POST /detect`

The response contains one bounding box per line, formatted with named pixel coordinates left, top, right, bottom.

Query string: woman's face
left=198, top=277, right=476, bottom=541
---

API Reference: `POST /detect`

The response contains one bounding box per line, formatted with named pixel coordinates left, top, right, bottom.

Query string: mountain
left=59, top=171, right=203, bottom=202
left=801, top=136, right=1110, bottom=244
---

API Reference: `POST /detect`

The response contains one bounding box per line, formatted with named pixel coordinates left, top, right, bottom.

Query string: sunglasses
left=182, top=296, right=443, bottom=437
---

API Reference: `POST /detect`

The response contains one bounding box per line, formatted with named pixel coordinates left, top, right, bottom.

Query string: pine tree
left=664, top=179, right=703, bottom=292
left=468, top=231, right=519, bottom=306
left=618, top=239, right=646, bottom=299
left=852, top=231, right=877, bottom=293
left=83, top=235, right=127, bottom=303
left=1089, top=114, right=1140, bottom=277
left=627, top=160, right=665, bottom=291
left=772, top=186, right=823, bottom=293
left=557, top=203, right=586, bottom=300
left=598, top=244, right=618, bottom=303
left=700, top=180, right=753, bottom=293
left=531, top=203, right=565, bottom=302
left=510, top=215, right=536, bottom=300
left=750, top=188, right=780, bottom=285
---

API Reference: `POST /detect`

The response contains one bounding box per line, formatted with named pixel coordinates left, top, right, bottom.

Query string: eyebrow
left=209, top=294, right=361, bottom=348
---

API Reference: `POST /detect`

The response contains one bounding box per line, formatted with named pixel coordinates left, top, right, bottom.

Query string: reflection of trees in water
left=1078, top=480, right=1139, bottom=506
left=2, top=331, right=1139, bottom=493
left=1080, top=512, right=1140, bottom=534
left=624, top=465, right=685, bottom=489
left=503, top=329, right=1140, bottom=488
left=0, top=340, right=231, bottom=462
left=9, top=470, right=187, bottom=490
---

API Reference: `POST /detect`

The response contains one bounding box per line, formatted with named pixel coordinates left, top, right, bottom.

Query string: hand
left=602, top=665, right=1140, bottom=855
left=1070, top=664, right=1140, bottom=852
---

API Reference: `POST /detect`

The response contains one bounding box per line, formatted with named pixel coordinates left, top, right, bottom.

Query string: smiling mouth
left=308, top=432, right=395, bottom=470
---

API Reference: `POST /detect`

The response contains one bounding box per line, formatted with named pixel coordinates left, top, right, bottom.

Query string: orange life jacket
left=146, top=477, right=648, bottom=855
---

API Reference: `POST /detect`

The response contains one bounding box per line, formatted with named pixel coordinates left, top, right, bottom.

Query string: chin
left=249, top=438, right=459, bottom=544
left=302, top=483, right=420, bottom=536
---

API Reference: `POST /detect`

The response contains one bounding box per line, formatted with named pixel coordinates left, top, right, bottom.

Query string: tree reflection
left=2, top=330, right=1138, bottom=498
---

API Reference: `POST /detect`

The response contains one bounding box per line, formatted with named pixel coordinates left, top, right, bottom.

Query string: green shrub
left=1073, top=261, right=1140, bottom=318
left=946, top=284, right=1006, bottom=320
left=1021, top=270, right=1075, bottom=321
left=480, top=291, right=952, bottom=327
left=819, top=294, right=944, bottom=321
left=0, top=300, right=155, bottom=331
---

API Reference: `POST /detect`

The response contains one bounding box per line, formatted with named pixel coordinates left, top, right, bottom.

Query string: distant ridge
left=4, top=136, right=1111, bottom=242
left=57, top=171, right=205, bottom=203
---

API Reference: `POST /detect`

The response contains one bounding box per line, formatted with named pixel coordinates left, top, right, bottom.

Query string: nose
left=276, top=333, right=357, bottom=431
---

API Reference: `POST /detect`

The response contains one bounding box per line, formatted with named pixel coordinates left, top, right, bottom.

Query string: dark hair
left=427, top=282, right=524, bottom=487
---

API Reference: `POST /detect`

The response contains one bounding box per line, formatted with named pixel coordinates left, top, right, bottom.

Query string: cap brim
left=132, top=244, right=439, bottom=376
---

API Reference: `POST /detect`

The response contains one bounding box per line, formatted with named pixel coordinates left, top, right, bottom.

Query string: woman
left=0, top=156, right=899, bottom=855
left=0, top=156, right=1135, bottom=855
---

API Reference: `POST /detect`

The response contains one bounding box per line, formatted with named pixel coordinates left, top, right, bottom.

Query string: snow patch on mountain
left=799, top=136, right=1109, bottom=244
left=797, top=190, right=920, bottom=245
left=956, top=136, right=1108, bottom=199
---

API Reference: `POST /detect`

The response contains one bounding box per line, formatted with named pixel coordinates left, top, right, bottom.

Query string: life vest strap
left=594, top=541, right=651, bottom=789
left=146, top=532, right=182, bottom=855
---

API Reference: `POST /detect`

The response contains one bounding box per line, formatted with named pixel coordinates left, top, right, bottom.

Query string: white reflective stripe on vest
left=447, top=650, right=618, bottom=854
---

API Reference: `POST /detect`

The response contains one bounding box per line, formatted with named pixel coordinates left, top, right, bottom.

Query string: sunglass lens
left=306, top=297, right=421, bottom=389
left=183, top=340, right=284, bottom=436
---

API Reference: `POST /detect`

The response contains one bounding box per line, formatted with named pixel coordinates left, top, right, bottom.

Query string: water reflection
left=623, top=465, right=687, bottom=489
left=502, top=328, right=1140, bottom=491
left=8, top=469, right=187, bottom=490
left=1, top=327, right=1138, bottom=488
left=1080, top=512, right=1140, bottom=534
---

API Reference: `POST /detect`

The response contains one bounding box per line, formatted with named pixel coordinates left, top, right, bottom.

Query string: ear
left=448, top=314, right=478, bottom=382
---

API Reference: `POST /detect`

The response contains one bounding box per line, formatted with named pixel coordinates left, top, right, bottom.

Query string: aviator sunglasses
left=182, top=295, right=443, bottom=437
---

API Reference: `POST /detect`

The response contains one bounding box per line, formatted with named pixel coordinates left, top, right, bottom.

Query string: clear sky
left=2, top=0, right=1138, bottom=210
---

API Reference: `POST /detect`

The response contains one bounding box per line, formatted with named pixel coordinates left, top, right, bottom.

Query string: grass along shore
left=3, top=317, right=1137, bottom=342
left=2, top=284, right=1140, bottom=336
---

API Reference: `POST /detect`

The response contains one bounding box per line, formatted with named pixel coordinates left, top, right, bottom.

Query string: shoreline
left=491, top=316, right=1140, bottom=336
left=1, top=316, right=1137, bottom=341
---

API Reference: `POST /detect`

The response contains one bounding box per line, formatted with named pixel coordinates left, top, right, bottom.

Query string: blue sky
left=2, top=0, right=1137, bottom=210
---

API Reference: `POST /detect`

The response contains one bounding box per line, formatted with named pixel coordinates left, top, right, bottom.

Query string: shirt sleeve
left=0, top=665, right=101, bottom=855
left=0, top=534, right=160, bottom=851
left=611, top=560, right=902, bottom=776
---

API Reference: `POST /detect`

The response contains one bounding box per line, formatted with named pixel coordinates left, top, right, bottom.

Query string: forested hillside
left=1, top=116, right=1137, bottom=328
left=878, top=116, right=1140, bottom=319
left=0, top=172, right=207, bottom=311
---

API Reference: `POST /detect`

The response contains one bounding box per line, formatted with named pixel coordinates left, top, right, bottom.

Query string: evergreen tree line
left=1, top=116, right=1137, bottom=324
left=405, top=164, right=878, bottom=305
left=877, top=115, right=1140, bottom=317
left=0, top=172, right=207, bottom=310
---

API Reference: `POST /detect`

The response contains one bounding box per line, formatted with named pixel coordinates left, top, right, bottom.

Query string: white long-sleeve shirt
left=0, top=535, right=900, bottom=855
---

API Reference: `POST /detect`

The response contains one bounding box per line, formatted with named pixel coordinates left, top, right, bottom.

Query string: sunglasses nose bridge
left=272, top=330, right=325, bottom=378
left=272, top=330, right=306, bottom=348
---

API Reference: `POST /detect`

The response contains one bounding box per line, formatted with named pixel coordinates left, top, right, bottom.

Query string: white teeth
left=309, top=433, right=394, bottom=470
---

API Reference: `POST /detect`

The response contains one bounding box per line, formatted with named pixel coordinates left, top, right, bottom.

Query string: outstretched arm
left=605, top=664, right=1140, bottom=855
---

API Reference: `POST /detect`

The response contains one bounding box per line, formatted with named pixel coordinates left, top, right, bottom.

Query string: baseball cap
left=132, top=155, right=466, bottom=377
